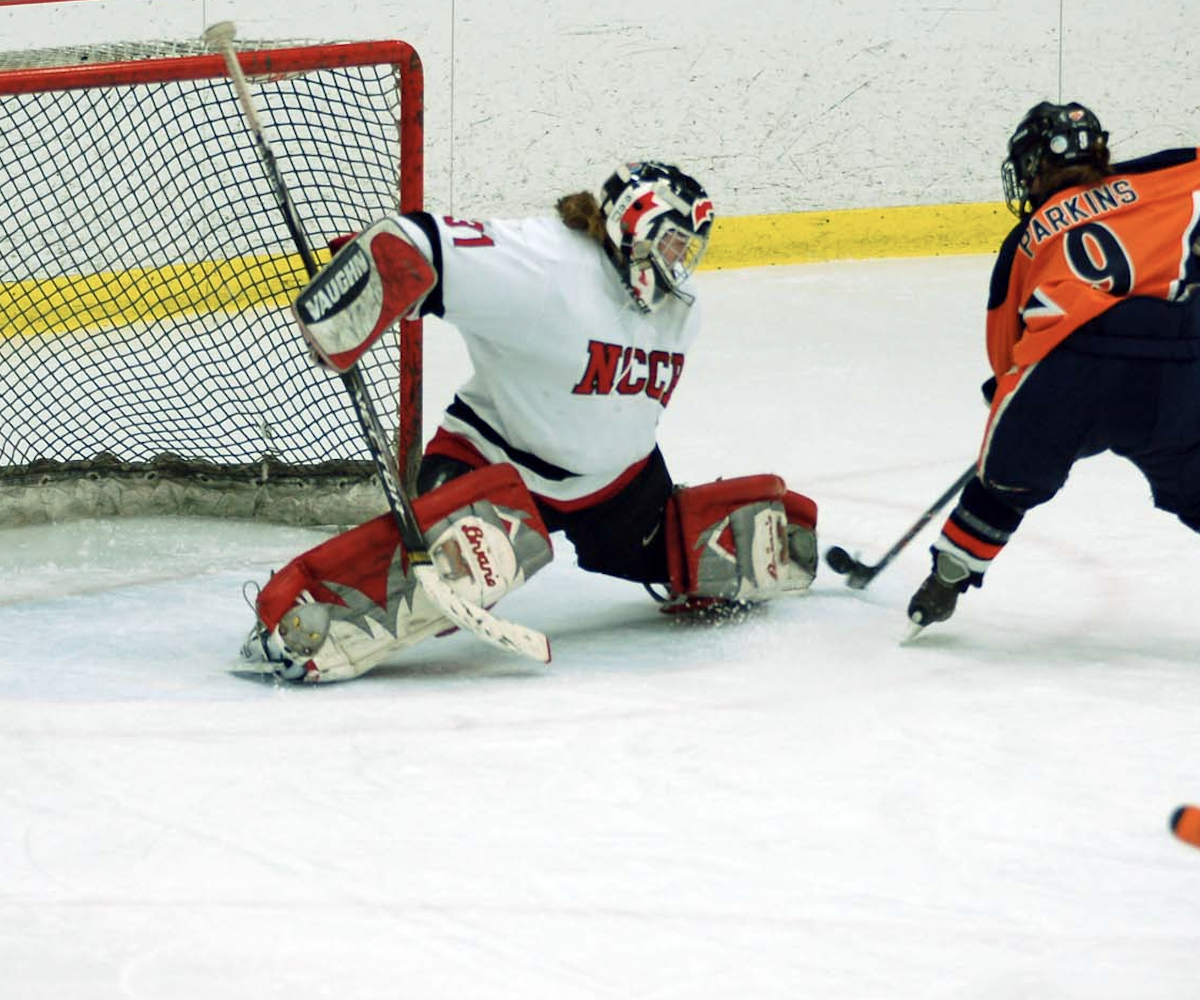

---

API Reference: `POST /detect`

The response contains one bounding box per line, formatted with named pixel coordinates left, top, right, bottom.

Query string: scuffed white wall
left=2, top=0, right=1199, bottom=218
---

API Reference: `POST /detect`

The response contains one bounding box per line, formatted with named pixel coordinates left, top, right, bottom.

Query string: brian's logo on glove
left=429, top=513, right=525, bottom=606
left=461, top=523, right=498, bottom=588
left=296, top=245, right=371, bottom=323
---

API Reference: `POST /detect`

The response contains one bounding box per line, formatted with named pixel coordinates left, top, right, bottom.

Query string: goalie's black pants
left=418, top=447, right=673, bottom=585
left=981, top=295, right=1200, bottom=531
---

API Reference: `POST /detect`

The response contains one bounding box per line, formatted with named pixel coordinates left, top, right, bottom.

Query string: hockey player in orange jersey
left=908, top=101, right=1200, bottom=632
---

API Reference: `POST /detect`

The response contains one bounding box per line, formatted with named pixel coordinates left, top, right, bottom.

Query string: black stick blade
left=825, top=545, right=879, bottom=589
left=824, top=545, right=856, bottom=575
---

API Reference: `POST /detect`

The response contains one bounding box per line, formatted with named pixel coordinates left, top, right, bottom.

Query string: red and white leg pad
left=293, top=214, right=436, bottom=373
left=664, top=474, right=818, bottom=609
left=244, top=464, right=552, bottom=682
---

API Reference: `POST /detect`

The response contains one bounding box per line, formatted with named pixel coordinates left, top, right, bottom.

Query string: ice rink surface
left=4, top=256, right=1200, bottom=999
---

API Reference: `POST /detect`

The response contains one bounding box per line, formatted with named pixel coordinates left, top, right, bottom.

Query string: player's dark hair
left=1035, top=146, right=1114, bottom=202
left=556, top=190, right=606, bottom=244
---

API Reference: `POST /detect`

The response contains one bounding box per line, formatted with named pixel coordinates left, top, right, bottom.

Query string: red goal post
left=0, top=37, right=425, bottom=526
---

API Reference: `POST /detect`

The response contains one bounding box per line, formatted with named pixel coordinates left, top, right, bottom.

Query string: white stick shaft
left=204, top=22, right=319, bottom=276
left=215, top=39, right=270, bottom=144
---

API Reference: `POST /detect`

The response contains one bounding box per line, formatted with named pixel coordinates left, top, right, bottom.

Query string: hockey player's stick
left=205, top=22, right=550, bottom=663
left=824, top=464, right=975, bottom=590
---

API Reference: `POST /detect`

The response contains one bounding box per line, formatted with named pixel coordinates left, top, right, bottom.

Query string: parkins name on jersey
left=571, top=339, right=685, bottom=405
left=1019, top=179, right=1138, bottom=257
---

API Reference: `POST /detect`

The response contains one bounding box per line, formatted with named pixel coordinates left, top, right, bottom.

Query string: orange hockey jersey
left=986, top=147, right=1200, bottom=377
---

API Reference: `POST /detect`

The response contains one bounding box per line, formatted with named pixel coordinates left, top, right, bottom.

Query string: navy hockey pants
left=418, top=446, right=674, bottom=584
left=983, top=296, right=1200, bottom=530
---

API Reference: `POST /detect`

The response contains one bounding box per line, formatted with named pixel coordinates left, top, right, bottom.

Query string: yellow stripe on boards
left=0, top=251, right=327, bottom=339
left=1, top=204, right=1017, bottom=339
left=702, top=202, right=1017, bottom=270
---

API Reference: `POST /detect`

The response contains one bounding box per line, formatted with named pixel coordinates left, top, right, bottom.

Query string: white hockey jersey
left=404, top=212, right=703, bottom=506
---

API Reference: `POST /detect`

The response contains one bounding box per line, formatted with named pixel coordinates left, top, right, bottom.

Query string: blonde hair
left=556, top=190, right=606, bottom=244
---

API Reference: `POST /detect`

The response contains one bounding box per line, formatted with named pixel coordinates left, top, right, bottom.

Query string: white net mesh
left=0, top=39, right=423, bottom=526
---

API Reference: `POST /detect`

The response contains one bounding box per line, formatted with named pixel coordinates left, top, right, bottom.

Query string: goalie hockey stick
left=824, top=464, right=975, bottom=590
left=204, top=22, right=550, bottom=663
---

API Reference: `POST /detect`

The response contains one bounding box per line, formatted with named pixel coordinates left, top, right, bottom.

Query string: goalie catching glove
left=293, top=215, right=436, bottom=373
left=658, top=474, right=818, bottom=613
left=240, top=464, right=552, bottom=682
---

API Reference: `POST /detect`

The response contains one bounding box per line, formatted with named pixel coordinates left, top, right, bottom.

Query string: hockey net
left=0, top=37, right=424, bottom=526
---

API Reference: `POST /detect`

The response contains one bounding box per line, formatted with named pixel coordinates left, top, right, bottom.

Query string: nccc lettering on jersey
left=571, top=339, right=685, bottom=406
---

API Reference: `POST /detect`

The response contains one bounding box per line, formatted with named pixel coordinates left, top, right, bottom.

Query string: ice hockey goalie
left=239, top=159, right=822, bottom=683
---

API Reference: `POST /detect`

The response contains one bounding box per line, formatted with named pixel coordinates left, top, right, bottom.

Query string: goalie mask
left=1001, top=101, right=1108, bottom=216
left=599, top=161, right=714, bottom=312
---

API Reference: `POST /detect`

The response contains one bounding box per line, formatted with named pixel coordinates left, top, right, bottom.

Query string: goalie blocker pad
left=665, top=475, right=818, bottom=606
left=253, top=463, right=552, bottom=682
left=293, top=215, right=436, bottom=373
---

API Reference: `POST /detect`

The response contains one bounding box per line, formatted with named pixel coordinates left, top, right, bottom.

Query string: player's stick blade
left=825, top=545, right=877, bottom=589
left=824, top=545, right=856, bottom=575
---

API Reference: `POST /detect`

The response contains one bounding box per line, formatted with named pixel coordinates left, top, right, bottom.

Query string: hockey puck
left=1171, top=805, right=1200, bottom=847
left=824, top=545, right=856, bottom=575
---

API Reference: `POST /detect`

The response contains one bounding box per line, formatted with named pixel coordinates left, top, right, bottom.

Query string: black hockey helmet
left=1001, top=101, right=1108, bottom=216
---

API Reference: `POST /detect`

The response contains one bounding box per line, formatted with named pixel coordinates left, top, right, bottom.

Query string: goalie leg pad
left=252, top=464, right=552, bottom=682
left=419, top=463, right=554, bottom=608
left=664, top=475, right=819, bottom=607
left=293, top=214, right=436, bottom=373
